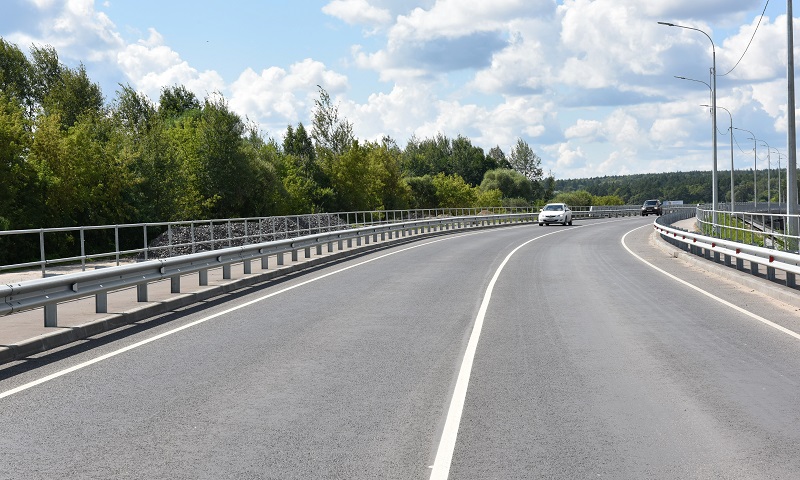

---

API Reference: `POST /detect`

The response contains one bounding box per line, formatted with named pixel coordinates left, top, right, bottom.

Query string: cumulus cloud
left=228, top=59, right=348, bottom=128
left=322, top=0, right=393, bottom=27
left=117, top=29, right=225, bottom=102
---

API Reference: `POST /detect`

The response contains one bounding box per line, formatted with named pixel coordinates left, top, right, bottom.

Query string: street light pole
left=704, top=104, right=734, bottom=212
left=733, top=127, right=757, bottom=208
left=762, top=142, right=772, bottom=212
left=661, top=22, right=718, bottom=228
left=786, top=0, right=798, bottom=239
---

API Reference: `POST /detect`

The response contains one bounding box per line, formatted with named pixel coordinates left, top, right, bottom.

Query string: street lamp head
left=658, top=21, right=677, bottom=27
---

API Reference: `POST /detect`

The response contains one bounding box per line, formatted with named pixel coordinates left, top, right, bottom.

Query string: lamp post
left=661, top=22, right=719, bottom=227
left=771, top=148, right=785, bottom=206
left=733, top=127, right=757, bottom=208
left=786, top=0, right=798, bottom=240
left=762, top=142, right=772, bottom=212
left=703, top=104, right=734, bottom=213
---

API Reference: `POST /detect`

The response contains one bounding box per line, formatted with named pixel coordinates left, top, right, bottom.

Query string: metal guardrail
left=655, top=212, right=800, bottom=289
left=694, top=203, right=800, bottom=252
left=0, top=207, right=538, bottom=277
left=1, top=213, right=536, bottom=327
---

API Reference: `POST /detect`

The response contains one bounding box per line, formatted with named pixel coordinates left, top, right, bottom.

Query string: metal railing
left=1, top=213, right=536, bottom=326
left=655, top=209, right=800, bottom=289
left=0, top=207, right=538, bottom=278
left=694, top=203, right=800, bottom=252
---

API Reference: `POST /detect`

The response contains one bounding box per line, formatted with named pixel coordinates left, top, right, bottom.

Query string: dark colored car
left=641, top=199, right=662, bottom=216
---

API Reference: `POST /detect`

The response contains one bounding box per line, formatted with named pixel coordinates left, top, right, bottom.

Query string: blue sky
left=0, top=0, right=794, bottom=180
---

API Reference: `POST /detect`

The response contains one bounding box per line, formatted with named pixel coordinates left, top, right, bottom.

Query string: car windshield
left=644, top=200, right=657, bottom=206
left=544, top=205, right=563, bottom=211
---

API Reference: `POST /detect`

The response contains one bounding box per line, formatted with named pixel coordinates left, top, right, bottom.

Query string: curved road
left=2, top=217, right=800, bottom=479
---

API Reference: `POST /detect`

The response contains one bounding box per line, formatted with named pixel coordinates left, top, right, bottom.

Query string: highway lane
left=448, top=218, right=800, bottom=479
left=2, top=217, right=800, bottom=479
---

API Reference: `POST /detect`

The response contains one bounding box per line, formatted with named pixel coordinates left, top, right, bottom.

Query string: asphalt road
left=2, top=217, right=800, bottom=479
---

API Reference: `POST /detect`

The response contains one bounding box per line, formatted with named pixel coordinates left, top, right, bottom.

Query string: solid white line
left=0, top=226, right=524, bottom=400
left=428, top=228, right=568, bottom=479
left=621, top=226, right=800, bottom=341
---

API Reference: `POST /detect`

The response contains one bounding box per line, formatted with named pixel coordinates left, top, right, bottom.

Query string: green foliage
left=312, top=86, right=353, bottom=156
left=0, top=92, right=33, bottom=227
left=0, top=39, right=33, bottom=109
left=551, top=190, right=593, bottom=207
left=432, top=173, right=477, bottom=208
left=406, top=175, right=437, bottom=209
left=476, top=188, right=503, bottom=208
left=480, top=168, right=534, bottom=200
left=450, top=134, right=495, bottom=185
left=509, top=138, right=543, bottom=183
left=159, top=85, right=201, bottom=120
left=592, top=195, right=625, bottom=206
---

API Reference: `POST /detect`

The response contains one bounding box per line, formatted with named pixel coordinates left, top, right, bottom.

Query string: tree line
left=0, top=39, right=559, bottom=235
left=555, top=169, right=794, bottom=206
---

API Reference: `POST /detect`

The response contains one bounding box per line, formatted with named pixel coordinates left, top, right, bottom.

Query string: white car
left=539, top=203, right=573, bottom=226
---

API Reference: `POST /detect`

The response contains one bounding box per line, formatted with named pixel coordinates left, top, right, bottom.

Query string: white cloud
left=117, top=29, right=225, bottom=102
left=228, top=59, right=348, bottom=129
left=322, top=0, right=393, bottom=27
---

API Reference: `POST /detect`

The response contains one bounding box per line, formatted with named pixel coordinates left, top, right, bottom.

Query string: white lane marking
left=429, top=228, right=569, bottom=479
left=0, top=225, right=532, bottom=400
left=621, top=226, right=800, bottom=341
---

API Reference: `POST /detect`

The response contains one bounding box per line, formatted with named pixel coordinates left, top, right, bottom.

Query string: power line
left=719, top=0, right=770, bottom=77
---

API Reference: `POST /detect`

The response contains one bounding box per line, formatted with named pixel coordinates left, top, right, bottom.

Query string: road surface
left=2, top=217, right=800, bottom=479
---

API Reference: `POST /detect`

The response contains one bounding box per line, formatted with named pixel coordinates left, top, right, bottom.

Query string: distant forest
left=555, top=169, right=794, bottom=206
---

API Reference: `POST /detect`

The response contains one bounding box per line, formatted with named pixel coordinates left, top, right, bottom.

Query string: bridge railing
left=0, top=207, right=539, bottom=278
left=1, top=213, right=536, bottom=327
left=655, top=209, right=800, bottom=289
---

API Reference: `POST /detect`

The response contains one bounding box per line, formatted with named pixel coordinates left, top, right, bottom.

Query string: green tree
left=0, top=92, right=33, bottom=227
left=159, top=85, right=201, bottom=120
left=480, top=168, right=534, bottom=200
left=0, top=39, right=33, bottom=112
left=42, top=63, right=104, bottom=130
left=450, top=134, right=494, bottom=186
left=433, top=173, right=477, bottom=208
left=488, top=145, right=511, bottom=169
left=552, top=190, right=593, bottom=207
left=196, top=96, right=254, bottom=218
left=509, top=138, right=543, bottom=183
left=406, top=175, right=437, bottom=209
left=312, top=86, right=353, bottom=156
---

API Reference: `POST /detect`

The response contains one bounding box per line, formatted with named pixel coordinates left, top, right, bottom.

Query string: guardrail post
left=96, top=292, right=107, bottom=313
left=305, top=246, right=312, bottom=258
left=137, top=284, right=148, bottom=302
left=277, top=252, right=284, bottom=265
left=244, top=259, right=252, bottom=275
left=787, top=272, right=797, bottom=288
left=328, top=241, right=334, bottom=252
left=736, top=258, right=744, bottom=270
left=223, top=264, right=232, bottom=279
left=261, top=255, right=269, bottom=270
left=316, top=244, right=323, bottom=255
left=292, top=250, right=298, bottom=261
left=171, top=275, right=181, bottom=293
left=750, top=262, right=759, bottom=276
left=767, top=266, right=776, bottom=281
left=199, top=269, right=208, bottom=286
left=44, top=304, right=57, bottom=327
